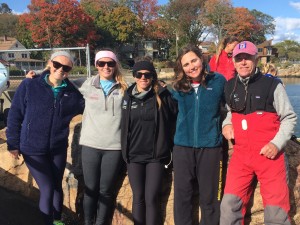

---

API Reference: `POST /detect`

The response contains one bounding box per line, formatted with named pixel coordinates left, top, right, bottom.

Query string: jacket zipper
left=112, top=97, right=114, bottom=116
left=104, top=84, right=118, bottom=112
left=194, top=88, right=200, bottom=147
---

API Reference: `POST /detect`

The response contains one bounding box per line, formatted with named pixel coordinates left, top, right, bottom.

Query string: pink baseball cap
left=232, top=41, right=258, bottom=58
left=94, top=50, right=118, bottom=66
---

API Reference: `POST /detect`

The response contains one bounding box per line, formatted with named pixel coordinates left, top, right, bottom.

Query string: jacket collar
left=39, top=70, right=73, bottom=91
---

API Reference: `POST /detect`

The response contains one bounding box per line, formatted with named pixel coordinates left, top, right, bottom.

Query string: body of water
left=282, top=78, right=300, bottom=137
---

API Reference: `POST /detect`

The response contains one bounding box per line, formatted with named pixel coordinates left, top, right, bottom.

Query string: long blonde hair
left=113, top=61, right=128, bottom=95
left=262, top=63, right=278, bottom=76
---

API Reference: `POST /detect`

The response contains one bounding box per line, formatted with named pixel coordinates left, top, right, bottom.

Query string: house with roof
left=257, top=39, right=278, bottom=64
left=198, top=41, right=216, bottom=63
left=199, top=41, right=216, bottom=54
left=0, top=36, right=45, bottom=71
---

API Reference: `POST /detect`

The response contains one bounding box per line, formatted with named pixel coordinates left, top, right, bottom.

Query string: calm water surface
left=282, top=78, right=300, bottom=137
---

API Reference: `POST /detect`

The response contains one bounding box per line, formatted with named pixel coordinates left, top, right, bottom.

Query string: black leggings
left=173, top=145, right=223, bottom=225
left=23, top=151, right=67, bottom=225
left=127, top=162, right=164, bottom=225
left=81, top=146, right=125, bottom=225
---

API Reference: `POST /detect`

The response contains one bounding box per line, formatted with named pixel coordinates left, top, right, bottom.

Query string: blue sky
left=3, top=0, right=300, bottom=43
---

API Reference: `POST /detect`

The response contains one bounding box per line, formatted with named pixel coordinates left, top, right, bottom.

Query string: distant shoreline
left=279, top=75, right=300, bottom=78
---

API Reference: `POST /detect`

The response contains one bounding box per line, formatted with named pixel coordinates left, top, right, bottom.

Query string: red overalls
left=221, top=111, right=290, bottom=225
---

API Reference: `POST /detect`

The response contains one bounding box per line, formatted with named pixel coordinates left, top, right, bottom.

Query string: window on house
left=15, top=43, right=18, bottom=48
left=22, top=54, right=27, bottom=58
left=267, top=49, right=272, bottom=55
left=145, top=42, right=153, bottom=49
left=258, top=48, right=263, bottom=52
left=8, top=53, right=14, bottom=58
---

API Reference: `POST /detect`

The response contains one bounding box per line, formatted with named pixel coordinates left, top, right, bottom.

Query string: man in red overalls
left=221, top=41, right=297, bottom=225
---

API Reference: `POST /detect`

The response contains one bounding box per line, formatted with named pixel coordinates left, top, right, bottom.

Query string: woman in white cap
left=6, top=51, right=84, bottom=225
left=78, top=49, right=128, bottom=225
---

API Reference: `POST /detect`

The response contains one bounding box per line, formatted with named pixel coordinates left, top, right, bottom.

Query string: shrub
left=71, top=66, right=87, bottom=75
left=8, top=67, right=25, bottom=76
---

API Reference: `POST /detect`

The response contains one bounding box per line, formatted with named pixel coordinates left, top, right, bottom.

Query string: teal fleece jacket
left=171, top=73, right=226, bottom=148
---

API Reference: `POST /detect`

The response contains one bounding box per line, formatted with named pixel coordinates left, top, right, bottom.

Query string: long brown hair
left=172, top=44, right=209, bottom=92
left=215, top=36, right=239, bottom=64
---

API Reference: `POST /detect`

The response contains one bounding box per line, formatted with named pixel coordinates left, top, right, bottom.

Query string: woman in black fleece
left=121, top=58, right=177, bottom=225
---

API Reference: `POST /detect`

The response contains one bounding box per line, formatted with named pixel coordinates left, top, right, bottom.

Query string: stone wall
left=278, top=64, right=300, bottom=77
left=0, top=115, right=300, bottom=224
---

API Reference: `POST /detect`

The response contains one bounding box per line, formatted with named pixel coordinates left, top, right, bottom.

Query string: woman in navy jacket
left=6, top=51, right=84, bottom=225
left=171, top=45, right=226, bottom=225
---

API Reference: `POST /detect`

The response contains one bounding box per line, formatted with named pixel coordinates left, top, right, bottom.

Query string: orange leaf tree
left=19, top=0, right=98, bottom=48
left=225, top=7, right=258, bottom=41
left=203, top=0, right=275, bottom=45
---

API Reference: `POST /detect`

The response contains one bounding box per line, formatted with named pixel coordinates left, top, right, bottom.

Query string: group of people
left=6, top=38, right=297, bottom=225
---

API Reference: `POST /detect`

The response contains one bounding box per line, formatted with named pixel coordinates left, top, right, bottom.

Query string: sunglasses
left=134, top=72, right=153, bottom=79
left=52, top=61, right=72, bottom=73
left=96, top=61, right=116, bottom=67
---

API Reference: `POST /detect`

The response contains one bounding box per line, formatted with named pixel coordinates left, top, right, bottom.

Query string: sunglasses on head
left=96, top=61, right=116, bottom=67
left=134, top=72, right=153, bottom=79
left=52, top=61, right=72, bottom=73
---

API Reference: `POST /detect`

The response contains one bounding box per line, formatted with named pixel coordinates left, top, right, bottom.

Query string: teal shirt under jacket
left=171, top=73, right=226, bottom=148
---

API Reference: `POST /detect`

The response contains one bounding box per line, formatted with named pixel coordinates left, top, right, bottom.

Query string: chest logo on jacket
left=131, top=101, right=138, bottom=109
left=122, top=100, right=128, bottom=109
left=233, top=93, right=240, bottom=102
left=88, top=93, right=99, bottom=100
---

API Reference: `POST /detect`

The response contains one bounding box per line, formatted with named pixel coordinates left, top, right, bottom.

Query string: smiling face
left=49, top=55, right=73, bottom=81
left=181, top=51, right=203, bottom=81
left=233, top=53, right=258, bottom=78
left=134, top=69, right=153, bottom=92
left=96, top=57, right=116, bottom=80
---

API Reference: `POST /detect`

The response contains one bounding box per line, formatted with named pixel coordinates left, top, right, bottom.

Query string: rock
left=0, top=115, right=300, bottom=224
left=278, top=64, right=300, bottom=77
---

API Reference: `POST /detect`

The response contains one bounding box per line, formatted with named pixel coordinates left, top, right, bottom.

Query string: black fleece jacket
left=121, top=83, right=177, bottom=164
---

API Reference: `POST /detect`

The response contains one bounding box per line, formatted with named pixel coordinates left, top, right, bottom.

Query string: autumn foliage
left=225, top=7, right=260, bottom=40
left=7, top=0, right=276, bottom=57
left=19, top=0, right=97, bottom=47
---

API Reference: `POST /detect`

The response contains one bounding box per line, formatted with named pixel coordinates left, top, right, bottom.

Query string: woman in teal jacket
left=171, top=44, right=226, bottom=225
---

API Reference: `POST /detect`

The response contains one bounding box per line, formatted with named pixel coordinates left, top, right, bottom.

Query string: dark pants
left=23, top=151, right=67, bottom=225
left=81, top=146, right=125, bottom=225
left=127, top=162, right=165, bottom=225
left=173, top=145, right=223, bottom=225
